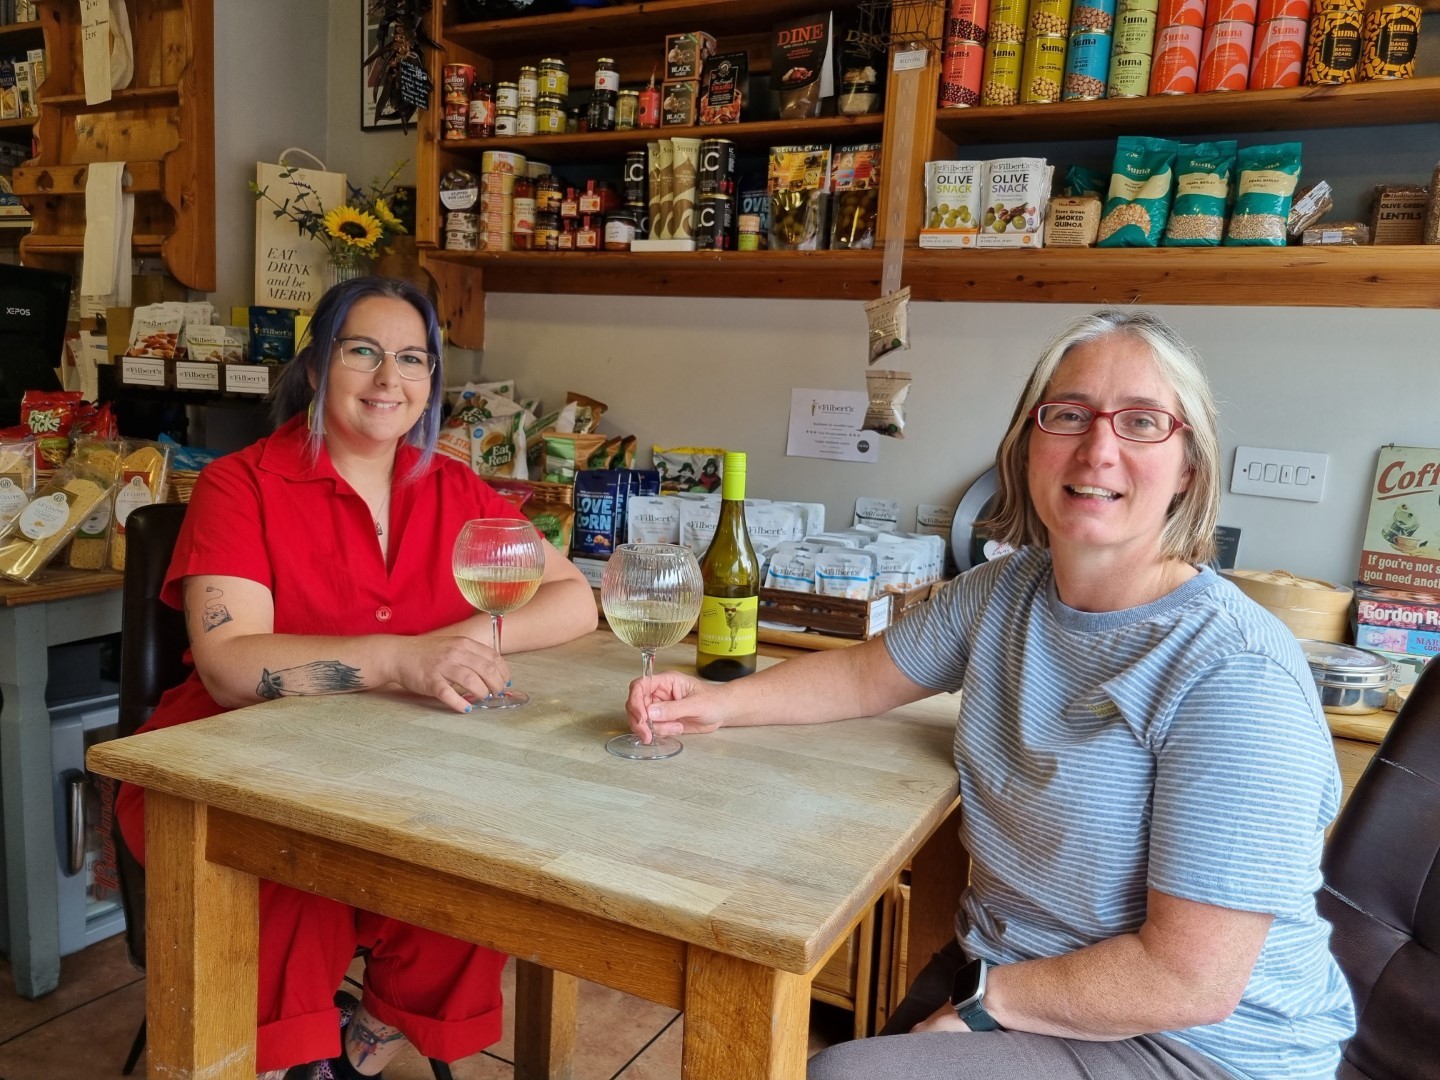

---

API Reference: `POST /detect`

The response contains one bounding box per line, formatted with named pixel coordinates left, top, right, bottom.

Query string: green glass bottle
left=696, top=451, right=760, bottom=681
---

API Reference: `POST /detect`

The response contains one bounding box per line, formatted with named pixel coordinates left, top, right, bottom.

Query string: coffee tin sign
left=1358, top=444, right=1440, bottom=592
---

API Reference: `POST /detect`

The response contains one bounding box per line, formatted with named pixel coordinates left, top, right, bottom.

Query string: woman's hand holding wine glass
left=453, top=518, right=547, bottom=709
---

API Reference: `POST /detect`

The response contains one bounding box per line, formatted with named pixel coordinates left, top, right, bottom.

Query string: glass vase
left=324, top=250, right=369, bottom=290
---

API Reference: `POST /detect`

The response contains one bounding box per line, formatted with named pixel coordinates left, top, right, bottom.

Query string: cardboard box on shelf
left=664, top=32, right=717, bottom=81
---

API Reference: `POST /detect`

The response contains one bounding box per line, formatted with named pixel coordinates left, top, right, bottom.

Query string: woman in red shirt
left=116, top=276, right=597, bottom=1079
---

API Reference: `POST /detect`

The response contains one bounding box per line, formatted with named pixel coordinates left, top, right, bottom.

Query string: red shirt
left=138, top=416, right=524, bottom=734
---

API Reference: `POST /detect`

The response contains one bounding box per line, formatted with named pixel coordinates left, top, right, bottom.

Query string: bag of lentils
left=1097, top=136, right=1180, bottom=248
left=1225, top=143, right=1302, bottom=247
left=1164, top=141, right=1238, bottom=247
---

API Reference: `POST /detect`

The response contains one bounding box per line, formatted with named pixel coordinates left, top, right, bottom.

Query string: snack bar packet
left=814, top=550, right=877, bottom=601
left=652, top=447, right=725, bottom=494
left=543, top=431, right=608, bottom=484
left=626, top=495, right=683, bottom=544
left=109, top=440, right=174, bottom=571
left=862, top=369, right=912, bottom=439
left=67, top=439, right=122, bottom=569
left=678, top=496, right=721, bottom=555
left=0, top=438, right=37, bottom=530
left=864, top=287, right=911, bottom=365
left=566, top=391, right=608, bottom=434
left=0, top=461, right=116, bottom=583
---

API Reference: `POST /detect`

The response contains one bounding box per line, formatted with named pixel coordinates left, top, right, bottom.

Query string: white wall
left=480, top=296, right=1440, bottom=586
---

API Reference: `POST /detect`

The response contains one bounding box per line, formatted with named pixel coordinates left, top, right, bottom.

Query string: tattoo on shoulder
left=256, top=661, right=364, bottom=700
left=201, top=585, right=233, bottom=632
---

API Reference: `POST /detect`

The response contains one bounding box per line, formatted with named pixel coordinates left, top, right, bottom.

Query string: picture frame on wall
left=361, top=11, right=407, bottom=131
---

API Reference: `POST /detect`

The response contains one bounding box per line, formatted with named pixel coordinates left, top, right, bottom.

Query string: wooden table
left=87, top=631, right=963, bottom=1079
left=0, top=569, right=124, bottom=998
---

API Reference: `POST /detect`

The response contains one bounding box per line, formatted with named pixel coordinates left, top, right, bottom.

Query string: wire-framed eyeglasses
left=1029, top=401, right=1188, bottom=444
left=335, top=338, right=438, bottom=381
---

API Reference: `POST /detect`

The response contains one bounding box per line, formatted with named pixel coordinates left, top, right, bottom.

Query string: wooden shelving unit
left=13, top=0, right=215, bottom=291
left=417, top=0, right=1440, bottom=347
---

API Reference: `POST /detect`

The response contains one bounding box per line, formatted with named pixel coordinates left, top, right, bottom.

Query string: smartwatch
left=950, top=957, right=1002, bottom=1031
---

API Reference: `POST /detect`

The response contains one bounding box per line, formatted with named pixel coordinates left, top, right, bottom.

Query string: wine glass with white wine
left=452, top=518, right=547, bottom=709
left=602, top=543, right=703, bottom=760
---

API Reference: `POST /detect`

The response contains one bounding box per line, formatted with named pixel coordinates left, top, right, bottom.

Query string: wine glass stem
left=491, top=612, right=504, bottom=657
left=641, top=648, right=656, bottom=742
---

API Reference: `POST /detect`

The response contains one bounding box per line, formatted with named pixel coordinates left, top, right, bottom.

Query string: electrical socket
left=1230, top=446, right=1328, bottom=503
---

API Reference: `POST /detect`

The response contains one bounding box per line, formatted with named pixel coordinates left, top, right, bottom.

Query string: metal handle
left=62, top=770, right=86, bottom=877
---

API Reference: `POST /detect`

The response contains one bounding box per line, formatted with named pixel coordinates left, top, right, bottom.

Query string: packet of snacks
left=978, top=158, right=1051, bottom=249
left=653, top=446, right=725, bottom=494
left=182, top=324, right=243, bottom=363
left=126, top=303, right=187, bottom=359
left=0, top=438, right=37, bottom=529
left=109, top=440, right=174, bottom=571
left=768, top=145, right=833, bottom=251
left=626, top=495, right=683, bottom=544
left=0, top=460, right=117, bottom=583
left=21, top=390, right=83, bottom=468
left=67, top=439, right=122, bottom=570
left=678, top=496, right=722, bottom=555
left=920, top=161, right=985, bottom=249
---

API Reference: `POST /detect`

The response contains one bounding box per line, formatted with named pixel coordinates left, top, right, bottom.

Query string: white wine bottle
left=696, top=451, right=760, bottom=680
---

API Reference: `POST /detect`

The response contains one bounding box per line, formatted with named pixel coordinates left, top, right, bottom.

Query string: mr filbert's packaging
left=920, top=161, right=985, bottom=249
left=978, top=158, right=1051, bottom=248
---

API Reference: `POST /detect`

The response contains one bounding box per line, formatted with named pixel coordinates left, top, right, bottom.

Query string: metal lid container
left=1298, top=639, right=1394, bottom=714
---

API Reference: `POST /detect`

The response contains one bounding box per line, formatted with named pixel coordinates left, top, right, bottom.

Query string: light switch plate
left=1230, top=446, right=1328, bottom=503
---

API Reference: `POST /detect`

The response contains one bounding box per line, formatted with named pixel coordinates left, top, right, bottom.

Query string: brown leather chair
left=1319, top=656, right=1440, bottom=1079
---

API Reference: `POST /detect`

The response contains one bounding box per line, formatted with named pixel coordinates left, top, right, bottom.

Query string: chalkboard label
left=399, top=57, right=432, bottom=113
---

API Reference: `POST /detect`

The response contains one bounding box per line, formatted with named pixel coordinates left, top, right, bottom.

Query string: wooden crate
left=759, top=582, right=938, bottom=640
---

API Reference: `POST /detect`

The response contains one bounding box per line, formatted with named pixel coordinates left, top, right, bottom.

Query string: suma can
left=1258, top=0, right=1311, bottom=19
left=698, top=139, right=737, bottom=197
left=1029, top=0, right=1075, bottom=37
left=982, top=38, right=1025, bottom=103
left=1107, top=49, right=1154, bottom=94
left=442, top=64, right=476, bottom=104
left=1208, top=0, right=1259, bottom=22
left=987, top=0, right=1029, bottom=40
left=1150, top=23, right=1203, bottom=92
left=1157, top=0, right=1208, bottom=26
left=1306, top=2, right=1364, bottom=82
left=941, top=37, right=986, bottom=105
left=1063, top=30, right=1112, bottom=96
left=1250, top=16, right=1308, bottom=86
left=1071, top=0, right=1118, bottom=32
left=1361, top=1, right=1420, bottom=79
left=948, top=0, right=990, bottom=44
left=1021, top=34, right=1069, bottom=102
left=696, top=195, right=735, bottom=251
left=1114, top=2, right=1160, bottom=52
left=1198, top=20, right=1255, bottom=89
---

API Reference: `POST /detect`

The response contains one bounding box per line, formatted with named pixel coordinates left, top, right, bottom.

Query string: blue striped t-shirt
left=885, top=548, right=1355, bottom=1080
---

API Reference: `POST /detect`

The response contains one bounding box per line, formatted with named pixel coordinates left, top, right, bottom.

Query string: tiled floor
left=0, top=935, right=852, bottom=1079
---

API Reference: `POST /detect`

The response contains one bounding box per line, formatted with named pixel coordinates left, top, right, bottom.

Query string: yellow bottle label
left=697, top=595, right=758, bottom=655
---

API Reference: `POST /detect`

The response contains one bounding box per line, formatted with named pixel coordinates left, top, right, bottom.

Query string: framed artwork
left=361, top=11, right=407, bottom=130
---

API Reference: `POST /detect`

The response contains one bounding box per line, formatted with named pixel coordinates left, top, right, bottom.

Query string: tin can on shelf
left=1071, top=0, right=1118, bottom=33
left=948, top=0, right=989, bottom=43
left=537, top=94, right=566, bottom=134
left=1250, top=16, right=1307, bottom=86
left=539, top=58, right=569, bottom=97
left=638, top=82, right=662, bottom=127
left=1198, top=19, right=1254, bottom=90
left=624, top=150, right=648, bottom=205
left=1107, top=48, right=1154, bottom=94
left=443, top=64, right=476, bottom=104
left=1029, top=0, right=1075, bottom=37
left=1063, top=30, right=1112, bottom=96
left=496, top=81, right=520, bottom=110
left=941, top=37, right=986, bottom=106
left=1156, top=0, right=1207, bottom=26
left=698, top=139, right=737, bottom=197
left=1360, top=0, right=1420, bottom=79
left=1306, top=1, right=1364, bottom=83
left=443, top=100, right=471, bottom=140
left=1258, top=0, right=1311, bottom=20
left=518, top=65, right=540, bottom=104
left=1149, top=23, right=1202, bottom=92
left=987, top=0, right=1029, bottom=41
left=1114, top=1, right=1159, bottom=52
left=982, top=39, right=1024, bottom=104
left=696, top=195, right=735, bottom=251
left=1021, top=34, right=1068, bottom=102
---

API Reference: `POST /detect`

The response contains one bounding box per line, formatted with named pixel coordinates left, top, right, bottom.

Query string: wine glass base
left=476, top=689, right=529, bottom=710
left=606, top=733, right=683, bottom=760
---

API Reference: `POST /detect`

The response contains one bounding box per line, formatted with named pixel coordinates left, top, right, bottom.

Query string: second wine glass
left=602, top=544, right=703, bottom=760
left=453, top=518, right=547, bottom=709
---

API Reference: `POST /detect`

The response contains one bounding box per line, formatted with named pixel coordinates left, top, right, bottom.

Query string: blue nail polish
left=506, top=679, right=513, bottom=687
left=464, top=705, right=473, bottom=713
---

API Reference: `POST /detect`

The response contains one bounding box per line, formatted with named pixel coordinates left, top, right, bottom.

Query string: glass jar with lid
left=593, top=57, right=620, bottom=92
left=616, top=89, right=640, bottom=130
left=516, top=102, right=538, bottom=136
left=512, top=173, right=537, bottom=251
left=537, top=94, right=566, bottom=135
left=576, top=214, right=601, bottom=250
left=495, top=107, right=518, bottom=137
left=535, top=173, right=564, bottom=215
left=534, top=211, right=561, bottom=252
left=603, top=209, right=636, bottom=251
left=539, top=58, right=569, bottom=97
left=518, top=65, right=540, bottom=104
left=495, top=81, right=519, bottom=110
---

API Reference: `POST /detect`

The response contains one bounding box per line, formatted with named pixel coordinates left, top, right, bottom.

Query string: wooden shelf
left=36, top=85, right=181, bottom=112
left=935, top=76, right=1440, bottom=143
left=902, top=245, right=1440, bottom=308
left=12, top=159, right=164, bottom=196
left=447, top=0, right=863, bottom=54
left=0, top=116, right=36, bottom=133
left=22, top=231, right=166, bottom=255
left=0, top=20, right=44, bottom=45
left=447, top=115, right=884, bottom=164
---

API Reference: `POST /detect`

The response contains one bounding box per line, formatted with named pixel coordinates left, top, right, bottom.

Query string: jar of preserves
left=588, top=88, right=617, bottom=132
left=603, top=209, right=636, bottom=250
left=495, top=107, right=518, bottom=137
left=534, top=211, right=561, bottom=251
left=537, top=94, right=566, bottom=135
left=568, top=107, right=584, bottom=134
left=518, top=65, right=540, bottom=104
left=495, top=81, right=520, bottom=110
left=616, top=89, right=640, bottom=130
left=560, top=186, right=579, bottom=220
left=578, top=179, right=603, bottom=215
left=467, top=84, right=496, bottom=138
left=539, top=57, right=569, bottom=97
left=557, top=221, right=576, bottom=250
left=593, top=57, right=620, bottom=92
left=512, top=174, right=536, bottom=250
left=536, top=173, right=564, bottom=214
left=516, top=102, right=538, bottom=136
left=638, top=75, right=661, bottom=128
left=576, top=214, right=601, bottom=250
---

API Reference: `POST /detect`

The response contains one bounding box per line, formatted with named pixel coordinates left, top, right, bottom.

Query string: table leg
left=513, top=960, right=578, bottom=1080
left=146, top=791, right=259, bottom=1079
left=682, top=946, right=809, bottom=1080
left=906, top=799, right=968, bottom=991
left=0, top=606, right=60, bottom=999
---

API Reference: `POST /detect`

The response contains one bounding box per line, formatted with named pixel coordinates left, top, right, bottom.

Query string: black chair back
left=1319, top=657, right=1440, bottom=1080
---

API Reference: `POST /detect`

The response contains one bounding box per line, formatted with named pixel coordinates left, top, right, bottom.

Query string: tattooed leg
left=255, top=661, right=364, bottom=700
left=343, top=1004, right=410, bottom=1075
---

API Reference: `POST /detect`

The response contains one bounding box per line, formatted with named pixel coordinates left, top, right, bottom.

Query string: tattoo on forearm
left=346, top=1017, right=407, bottom=1068
left=201, top=585, right=232, bottom=632
left=255, top=661, right=363, bottom=699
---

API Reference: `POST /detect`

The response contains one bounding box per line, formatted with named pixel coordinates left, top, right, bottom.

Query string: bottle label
left=698, top=595, right=758, bottom=656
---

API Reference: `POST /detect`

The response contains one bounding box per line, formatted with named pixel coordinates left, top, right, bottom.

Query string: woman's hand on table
left=626, top=671, right=726, bottom=743
left=393, top=634, right=509, bottom=713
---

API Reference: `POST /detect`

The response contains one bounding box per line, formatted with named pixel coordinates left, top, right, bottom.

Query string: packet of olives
left=864, top=287, right=910, bottom=365
left=978, top=158, right=1051, bottom=249
left=920, top=160, right=984, bottom=249
left=830, top=143, right=881, bottom=250
left=861, top=369, right=912, bottom=439
left=768, top=145, right=832, bottom=251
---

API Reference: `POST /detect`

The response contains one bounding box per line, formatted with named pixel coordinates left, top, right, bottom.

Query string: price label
left=121, top=356, right=167, bottom=387
left=174, top=361, right=220, bottom=391
left=225, top=364, right=273, bottom=395
left=892, top=47, right=929, bottom=72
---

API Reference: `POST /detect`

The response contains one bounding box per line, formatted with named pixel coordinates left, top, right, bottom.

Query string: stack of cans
left=1022, top=0, right=1071, bottom=103
left=479, top=151, right=526, bottom=252
left=1360, top=0, right=1419, bottom=80
left=624, top=150, right=650, bottom=241
left=982, top=0, right=1028, bottom=105
left=1198, top=0, right=1257, bottom=91
left=443, top=64, right=476, bottom=141
left=441, top=169, right=481, bottom=252
left=1251, top=0, right=1311, bottom=88
left=1305, top=0, right=1364, bottom=83
left=696, top=138, right=737, bottom=251
left=1063, top=0, right=1117, bottom=99
left=940, top=0, right=989, bottom=107
left=1107, top=0, right=1160, bottom=97
left=1150, top=0, right=1206, bottom=93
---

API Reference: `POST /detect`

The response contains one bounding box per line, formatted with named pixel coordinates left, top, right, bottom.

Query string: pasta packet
left=0, top=438, right=37, bottom=530
left=862, top=369, right=912, bottom=439
left=0, top=461, right=117, bottom=583
left=67, top=439, right=122, bottom=570
left=109, top=440, right=173, bottom=571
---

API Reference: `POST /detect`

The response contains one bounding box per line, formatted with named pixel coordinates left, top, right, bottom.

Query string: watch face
left=950, top=957, right=985, bottom=1009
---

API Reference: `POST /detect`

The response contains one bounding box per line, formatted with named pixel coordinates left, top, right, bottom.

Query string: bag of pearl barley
left=1097, top=136, right=1180, bottom=248
left=1163, top=141, right=1237, bottom=248
left=1225, top=143, right=1302, bottom=248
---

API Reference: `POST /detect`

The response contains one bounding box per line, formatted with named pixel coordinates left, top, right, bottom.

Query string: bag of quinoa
left=1164, top=141, right=1238, bottom=248
left=1225, top=143, right=1302, bottom=248
left=1097, top=136, right=1179, bottom=248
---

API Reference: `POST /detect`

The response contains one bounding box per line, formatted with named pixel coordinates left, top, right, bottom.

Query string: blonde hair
left=977, top=309, right=1220, bottom=564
